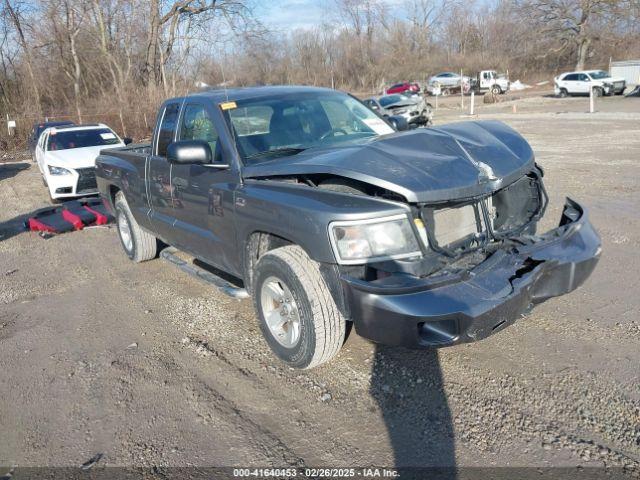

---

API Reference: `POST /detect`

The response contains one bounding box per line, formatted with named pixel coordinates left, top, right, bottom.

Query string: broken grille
left=75, top=167, right=97, bottom=193
left=419, top=175, right=544, bottom=255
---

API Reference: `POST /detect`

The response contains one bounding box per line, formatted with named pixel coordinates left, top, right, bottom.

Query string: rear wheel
left=114, top=191, right=157, bottom=262
left=253, top=245, right=346, bottom=369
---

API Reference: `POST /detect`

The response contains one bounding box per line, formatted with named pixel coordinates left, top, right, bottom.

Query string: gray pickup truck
left=96, top=86, right=601, bottom=369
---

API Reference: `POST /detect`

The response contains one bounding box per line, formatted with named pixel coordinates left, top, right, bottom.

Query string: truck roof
left=185, top=85, right=339, bottom=104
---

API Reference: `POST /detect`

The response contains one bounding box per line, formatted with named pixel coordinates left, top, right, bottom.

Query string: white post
left=470, top=91, right=475, bottom=115
left=589, top=87, right=594, bottom=113
left=460, top=69, right=464, bottom=109
left=435, top=93, right=438, bottom=110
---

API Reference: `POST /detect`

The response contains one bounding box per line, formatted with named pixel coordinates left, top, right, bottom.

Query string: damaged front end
left=338, top=172, right=601, bottom=348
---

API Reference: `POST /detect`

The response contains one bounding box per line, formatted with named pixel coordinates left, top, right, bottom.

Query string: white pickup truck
left=472, top=70, right=510, bottom=95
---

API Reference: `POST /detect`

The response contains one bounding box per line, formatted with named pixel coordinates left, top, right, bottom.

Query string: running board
left=160, top=247, right=249, bottom=299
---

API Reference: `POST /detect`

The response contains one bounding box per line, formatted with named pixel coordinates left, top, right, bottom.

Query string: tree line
left=0, top=0, right=638, bottom=146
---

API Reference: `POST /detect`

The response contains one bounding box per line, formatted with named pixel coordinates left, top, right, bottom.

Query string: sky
left=255, top=0, right=408, bottom=31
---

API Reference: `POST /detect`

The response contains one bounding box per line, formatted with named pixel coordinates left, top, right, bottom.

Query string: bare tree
left=2, top=0, right=40, bottom=110
left=141, top=0, right=251, bottom=89
left=517, top=0, right=634, bottom=70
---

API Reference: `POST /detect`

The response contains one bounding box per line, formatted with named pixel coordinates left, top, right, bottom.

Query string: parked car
left=385, top=82, right=420, bottom=95
left=554, top=70, right=626, bottom=97
left=28, top=120, right=75, bottom=158
left=35, top=123, right=130, bottom=203
left=96, top=85, right=601, bottom=370
left=427, top=72, right=473, bottom=96
left=364, top=94, right=432, bottom=126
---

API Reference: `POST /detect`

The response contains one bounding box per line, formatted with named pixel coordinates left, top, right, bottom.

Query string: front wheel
left=253, top=245, right=346, bottom=369
left=491, top=85, right=501, bottom=95
left=593, top=87, right=603, bottom=97
left=114, top=191, right=157, bottom=262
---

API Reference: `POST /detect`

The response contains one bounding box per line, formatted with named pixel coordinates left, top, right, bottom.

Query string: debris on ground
left=510, top=80, right=531, bottom=90
left=80, top=453, right=103, bottom=470
left=26, top=198, right=113, bottom=236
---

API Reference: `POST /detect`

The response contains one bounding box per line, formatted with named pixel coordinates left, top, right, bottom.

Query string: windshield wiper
left=245, top=147, right=306, bottom=161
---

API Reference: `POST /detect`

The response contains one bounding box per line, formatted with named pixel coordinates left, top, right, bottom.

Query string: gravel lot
left=1, top=95, right=639, bottom=477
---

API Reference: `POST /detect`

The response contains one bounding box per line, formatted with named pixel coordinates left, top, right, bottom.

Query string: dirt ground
left=1, top=94, right=639, bottom=477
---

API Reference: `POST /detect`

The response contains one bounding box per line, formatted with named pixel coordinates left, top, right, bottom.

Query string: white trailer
left=610, top=60, right=640, bottom=87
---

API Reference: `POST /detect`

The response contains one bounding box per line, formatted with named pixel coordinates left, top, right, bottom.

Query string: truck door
left=148, top=101, right=181, bottom=243
left=170, top=101, right=241, bottom=275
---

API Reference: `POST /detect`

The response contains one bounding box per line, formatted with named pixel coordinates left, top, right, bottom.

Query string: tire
left=593, top=87, right=603, bottom=97
left=114, top=191, right=157, bottom=262
left=441, top=88, right=449, bottom=96
left=253, top=245, right=346, bottom=369
left=491, top=85, right=501, bottom=95
left=558, top=88, right=568, bottom=98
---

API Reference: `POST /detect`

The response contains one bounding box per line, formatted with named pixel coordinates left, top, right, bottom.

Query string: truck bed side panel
left=96, top=145, right=152, bottom=231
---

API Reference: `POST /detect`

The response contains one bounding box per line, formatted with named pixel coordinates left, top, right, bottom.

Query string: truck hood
left=242, top=120, right=535, bottom=203
left=45, top=145, right=123, bottom=170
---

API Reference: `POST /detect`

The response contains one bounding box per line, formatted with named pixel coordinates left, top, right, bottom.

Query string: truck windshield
left=47, top=128, right=121, bottom=151
left=224, top=91, right=394, bottom=164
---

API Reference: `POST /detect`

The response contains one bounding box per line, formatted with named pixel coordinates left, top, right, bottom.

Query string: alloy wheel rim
left=117, top=212, right=133, bottom=252
left=260, top=276, right=301, bottom=348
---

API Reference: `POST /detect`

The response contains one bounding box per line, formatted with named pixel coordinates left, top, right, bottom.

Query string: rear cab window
left=156, top=103, right=180, bottom=157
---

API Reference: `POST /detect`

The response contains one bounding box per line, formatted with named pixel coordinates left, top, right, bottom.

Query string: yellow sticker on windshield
left=219, top=101, right=237, bottom=110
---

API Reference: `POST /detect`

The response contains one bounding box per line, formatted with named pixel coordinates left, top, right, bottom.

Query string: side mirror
left=123, top=137, right=133, bottom=145
left=387, top=115, right=410, bottom=131
left=167, top=140, right=212, bottom=165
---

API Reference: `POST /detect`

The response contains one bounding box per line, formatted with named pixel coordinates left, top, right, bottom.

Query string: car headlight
left=48, top=165, right=71, bottom=175
left=329, top=214, right=422, bottom=264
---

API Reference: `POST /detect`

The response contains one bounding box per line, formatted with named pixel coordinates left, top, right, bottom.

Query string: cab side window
left=156, top=103, right=180, bottom=157
left=179, top=103, right=219, bottom=160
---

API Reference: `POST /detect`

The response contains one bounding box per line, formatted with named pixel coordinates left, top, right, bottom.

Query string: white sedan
left=35, top=124, right=129, bottom=202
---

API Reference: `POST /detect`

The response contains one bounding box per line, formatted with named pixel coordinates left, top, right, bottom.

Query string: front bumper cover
left=342, top=198, right=601, bottom=348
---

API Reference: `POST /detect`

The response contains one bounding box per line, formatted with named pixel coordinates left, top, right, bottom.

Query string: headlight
left=48, top=165, right=71, bottom=175
left=329, top=214, right=421, bottom=264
